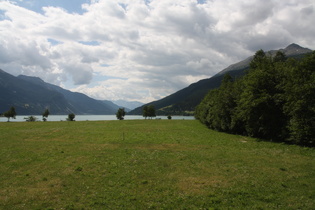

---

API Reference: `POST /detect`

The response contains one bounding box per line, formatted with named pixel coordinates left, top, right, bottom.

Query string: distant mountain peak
left=216, top=43, right=312, bottom=77
left=283, top=43, right=311, bottom=55
left=286, top=43, right=302, bottom=49
left=113, top=100, right=144, bottom=110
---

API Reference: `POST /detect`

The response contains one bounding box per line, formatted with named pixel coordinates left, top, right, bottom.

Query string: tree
left=4, top=106, right=16, bottom=122
left=273, top=51, right=287, bottom=63
left=210, top=73, right=238, bottom=132
left=249, top=49, right=267, bottom=70
left=283, top=51, right=315, bottom=145
left=116, top=108, right=126, bottom=120
left=42, top=108, right=50, bottom=122
left=67, top=113, right=75, bottom=121
left=143, top=106, right=149, bottom=119
left=148, top=105, right=156, bottom=119
left=195, top=74, right=241, bottom=133
left=143, top=105, right=156, bottom=119
left=235, top=50, right=287, bottom=140
left=196, top=49, right=315, bottom=146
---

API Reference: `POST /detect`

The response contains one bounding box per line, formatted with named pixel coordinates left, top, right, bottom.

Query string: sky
left=0, top=0, right=314, bottom=103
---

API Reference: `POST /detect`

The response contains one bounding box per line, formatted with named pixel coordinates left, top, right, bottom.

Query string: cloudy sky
left=1, top=0, right=314, bottom=103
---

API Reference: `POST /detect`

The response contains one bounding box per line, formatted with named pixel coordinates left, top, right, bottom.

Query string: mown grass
left=0, top=120, right=314, bottom=209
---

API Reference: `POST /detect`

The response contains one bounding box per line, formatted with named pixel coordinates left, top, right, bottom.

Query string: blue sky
left=9, top=0, right=89, bottom=14
left=0, top=0, right=314, bottom=102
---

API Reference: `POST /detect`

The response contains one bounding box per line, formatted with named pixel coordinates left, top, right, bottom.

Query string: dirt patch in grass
left=178, top=176, right=228, bottom=195
left=0, top=178, right=63, bottom=208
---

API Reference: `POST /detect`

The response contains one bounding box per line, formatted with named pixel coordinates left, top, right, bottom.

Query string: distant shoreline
left=0, top=115, right=195, bottom=122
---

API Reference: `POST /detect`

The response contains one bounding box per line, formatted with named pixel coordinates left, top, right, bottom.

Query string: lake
left=0, top=115, right=195, bottom=122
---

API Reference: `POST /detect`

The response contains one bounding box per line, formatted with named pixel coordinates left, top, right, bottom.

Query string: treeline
left=195, top=50, right=315, bottom=146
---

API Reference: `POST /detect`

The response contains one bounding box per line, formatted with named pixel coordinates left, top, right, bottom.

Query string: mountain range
left=0, top=71, right=126, bottom=115
left=128, top=43, right=312, bottom=115
left=0, top=43, right=312, bottom=116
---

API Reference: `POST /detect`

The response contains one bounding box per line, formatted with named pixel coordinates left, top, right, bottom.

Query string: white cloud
left=0, top=0, right=314, bottom=103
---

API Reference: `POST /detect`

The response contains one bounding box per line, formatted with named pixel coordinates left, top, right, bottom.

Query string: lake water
left=0, top=115, right=195, bottom=122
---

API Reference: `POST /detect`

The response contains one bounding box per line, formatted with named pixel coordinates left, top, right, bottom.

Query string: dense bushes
left=195, top=50, right=315, bottom=146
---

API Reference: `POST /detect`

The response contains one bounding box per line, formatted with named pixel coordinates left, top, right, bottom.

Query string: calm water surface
left=0, top=115, right=195, bottom=122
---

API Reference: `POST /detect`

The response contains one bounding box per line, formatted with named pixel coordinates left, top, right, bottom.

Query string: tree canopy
left=195, top=50, right=315, bottom=146
left=3, top=106, right=16, bottom=122
left=42, top=108, right=50, bottom=121
left=143, top=105, right=156, bottom=119
left=67, top=113, right=75, bottom=121
left=116, top=108, right=126, bottom=120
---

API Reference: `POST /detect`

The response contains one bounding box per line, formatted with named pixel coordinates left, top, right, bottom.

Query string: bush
left=24, top=116, right=37, bottom=122
left=67, top=113, right=75, bottom=121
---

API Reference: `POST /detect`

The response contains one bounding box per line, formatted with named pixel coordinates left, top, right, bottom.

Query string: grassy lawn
left=0, top=120, right=314, bottom=209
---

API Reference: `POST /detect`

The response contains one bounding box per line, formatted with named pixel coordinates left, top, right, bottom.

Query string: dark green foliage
left=67, top=113, right=75, bottom=121
left=3, top=106, right=16, bottom=122
left=274, top=51, right=287, bottom=63
left=42, top=108, right=50, bottom=121
left=24, top=116, right=37, bottom=122
left=143, top=105, right=156, bottom=119
left=196, top=50, right=315, bottom=146
left=235, top=53, right=287, bottom=140
left=116, top=108, right=126, bottom=120
left=283, top=52, right=315, bottom=146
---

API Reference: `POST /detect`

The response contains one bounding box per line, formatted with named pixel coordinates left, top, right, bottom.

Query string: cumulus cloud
left=0, top=0, right=314, bottom=102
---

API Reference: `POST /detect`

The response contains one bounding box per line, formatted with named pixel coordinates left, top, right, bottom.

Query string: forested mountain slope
left=128, top=44, right=312, bottom=115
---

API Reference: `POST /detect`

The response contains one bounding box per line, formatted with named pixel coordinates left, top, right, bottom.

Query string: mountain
left=128, top=43, right=313, bottom=115
left=0, top=70, right=118, bottom=115
left=113, top=100, right=144, bottom=110
left=100, top=100, right=122, bottom=111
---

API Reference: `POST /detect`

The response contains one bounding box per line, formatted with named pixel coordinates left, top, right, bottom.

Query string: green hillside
left=1, top=120, right=314, bottom=209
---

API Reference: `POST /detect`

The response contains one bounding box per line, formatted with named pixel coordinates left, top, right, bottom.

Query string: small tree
left=167, top=115, right=172, bottom=120
left=4, top=106, right=16, bottom=122
left=42, top=108, right=50, bottom=122
left=143, top=105, right=156, bottom=119
left=67, top=113, right=75, bottom=121
left=116, top=108, right=126, bottom=120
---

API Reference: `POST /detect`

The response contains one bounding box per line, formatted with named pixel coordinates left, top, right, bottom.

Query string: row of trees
left=0, top=107, right=77, bottom=122
left=195, top=50, right=315, bottom=146
left=115, top=105, right=157, bottom=120
left=0, top=107, right=51, bottom=122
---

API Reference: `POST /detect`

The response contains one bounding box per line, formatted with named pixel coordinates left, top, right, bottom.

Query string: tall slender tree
left=42, top=108, right=50, bottom=121
left=116, top=108, right=126, bottom=120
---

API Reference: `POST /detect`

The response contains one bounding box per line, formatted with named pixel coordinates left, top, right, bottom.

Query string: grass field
left=0, top=120, right=314, bottom=209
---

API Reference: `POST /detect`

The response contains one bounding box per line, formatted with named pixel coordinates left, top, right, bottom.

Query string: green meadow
left=0, top=120, right=314, bottom=209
